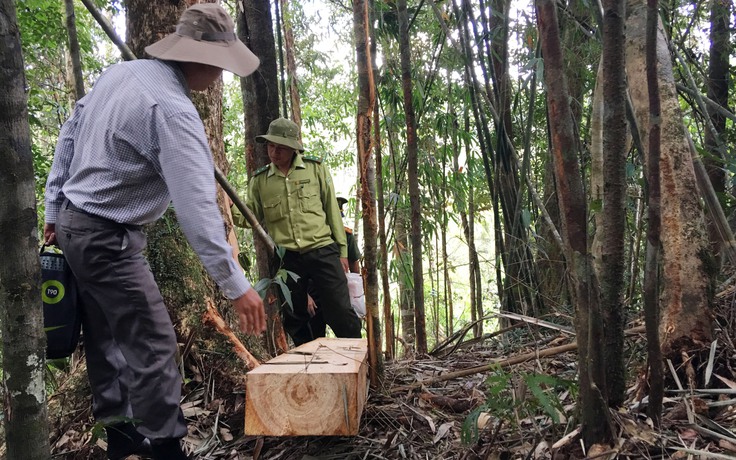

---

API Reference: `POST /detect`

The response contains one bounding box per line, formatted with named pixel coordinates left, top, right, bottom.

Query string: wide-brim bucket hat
left=145, top=3, right=259, bottom=77
left=256, top=118, right=304, bottom=152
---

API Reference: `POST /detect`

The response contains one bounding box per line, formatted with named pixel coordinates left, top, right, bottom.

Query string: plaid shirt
left=44, top=59, right=250, bottom=299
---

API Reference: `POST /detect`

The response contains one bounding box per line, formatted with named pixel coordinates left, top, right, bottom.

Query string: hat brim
left=145, top=33, right=259, bottom=77
left=255, top=134, right=304, bottom=152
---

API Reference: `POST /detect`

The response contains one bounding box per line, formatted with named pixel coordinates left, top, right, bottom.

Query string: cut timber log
left=245, top=337, right=368, bottom=436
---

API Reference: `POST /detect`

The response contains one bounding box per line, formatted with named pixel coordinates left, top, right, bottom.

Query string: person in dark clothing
left=307, top=196, right=363, bottom=338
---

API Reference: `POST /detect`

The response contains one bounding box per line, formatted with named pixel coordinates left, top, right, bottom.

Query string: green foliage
left=252, top=247, right=299, bottom=312
left=462, top=368, right=576, bottom=444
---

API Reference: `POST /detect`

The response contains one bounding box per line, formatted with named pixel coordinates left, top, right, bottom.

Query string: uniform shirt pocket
left=263, top=197, right=285, bottom=222
left=297, top=185, right=321, bottom=214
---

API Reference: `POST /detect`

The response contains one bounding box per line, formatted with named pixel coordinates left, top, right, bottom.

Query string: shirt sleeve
left=157, top=110, right=252, bottom=299
left=45, top=106, right=83, bottom=224
left=318, top=164, right=347, bottom=258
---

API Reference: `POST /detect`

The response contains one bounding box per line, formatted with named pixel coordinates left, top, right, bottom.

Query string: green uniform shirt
left=243, top=154, right=347, bottom=257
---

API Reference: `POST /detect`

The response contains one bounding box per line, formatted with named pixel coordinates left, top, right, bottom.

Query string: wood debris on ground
left=37, top=282, right=736, bottom=459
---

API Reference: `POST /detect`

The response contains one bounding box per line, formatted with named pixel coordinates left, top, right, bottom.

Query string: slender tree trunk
left=441, top=108, right=453, bottom=337
left=0, top=0, right=51, bottom=456
left=536, top=0, right=612, bottom=447
left=599, top=0, right=628, bottom=408
left=280, top=0, right=301, bottom=127
left=354, top=0, right=383, bottom=385
left=625, top=0, right=714, bottom=361
left=237, top=0, right=286, bottom=354
left=704, top=0, right=731, bottom=258
left=397, top=0, right=426, bottom=354
left=374, top=54, right=394, bottom=361
left=64, top=0, right=85, bottom=101
left=642, top=0, right=663, bottom=427
left=273, top=0, right=288, bottom=118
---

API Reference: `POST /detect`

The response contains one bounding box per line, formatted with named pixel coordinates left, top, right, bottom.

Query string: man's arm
left=157, top=112, right=253, bottom=299
left=44, top=106, right=82, bottom=227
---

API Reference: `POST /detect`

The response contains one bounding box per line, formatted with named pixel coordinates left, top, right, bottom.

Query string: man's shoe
left=105, top=422, right=152, bottom=460
left=151, top=438, right=188, bottom=460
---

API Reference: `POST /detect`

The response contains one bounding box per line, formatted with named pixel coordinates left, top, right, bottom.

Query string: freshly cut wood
left=245, top=337, right=368, bottom=436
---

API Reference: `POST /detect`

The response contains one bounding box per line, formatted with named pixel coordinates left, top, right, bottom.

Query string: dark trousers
left=279, top=243, right=361, bottom=346
left=57, top=200, right=186, bottom=440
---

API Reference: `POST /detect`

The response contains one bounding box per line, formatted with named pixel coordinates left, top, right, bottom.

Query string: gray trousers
left=57, top=200, right=186, bottom=440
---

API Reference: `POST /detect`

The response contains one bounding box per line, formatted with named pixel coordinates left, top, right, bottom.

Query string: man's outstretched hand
left=233, top=287, right=266, bottom=335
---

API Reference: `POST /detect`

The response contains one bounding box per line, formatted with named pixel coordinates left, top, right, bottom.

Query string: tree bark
left=374, top=32, right=394, bottom=362
left=0, top=0, right=51, bottom=456
left=536, top=0, right=612, bottom=447
left=625, top=0, right=714, bottom=360
left=397, top=0, right=426, bottom=354
left=599, top=0, right=628, bottom=408
left=704, top=0, right=731, bottom=258
left=354, top=0, right=383, bottom=386
left=280, top=0, right=301, bottom=127
left=642, top=0, right=663, bottom=427
left=63, top=0, right=85, bottom=101
left=237, top=0, right=286, bottom=353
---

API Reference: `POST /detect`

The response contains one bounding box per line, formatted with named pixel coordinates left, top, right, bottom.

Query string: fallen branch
left=496, top=311, right=576, bottom=335
left=203, top=300, right=261, bottom=370
left=392, top=326, right=646, bottom=393
left=214, top=166, right=275, bottom=253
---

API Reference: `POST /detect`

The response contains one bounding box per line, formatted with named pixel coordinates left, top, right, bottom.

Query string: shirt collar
left=267, top=153, right=306, bottom=177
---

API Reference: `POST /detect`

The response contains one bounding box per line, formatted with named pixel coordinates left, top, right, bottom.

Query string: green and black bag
left=40, top=247, right=82, bottom=359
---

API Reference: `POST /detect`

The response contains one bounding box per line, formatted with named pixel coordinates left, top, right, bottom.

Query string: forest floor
left=45, top=285, right=736, bottom=460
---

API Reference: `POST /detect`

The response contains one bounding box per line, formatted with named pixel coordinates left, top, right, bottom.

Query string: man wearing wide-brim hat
left=43, top=4, right=265, bottom=460
left=238, top=118, right=362, bottom=346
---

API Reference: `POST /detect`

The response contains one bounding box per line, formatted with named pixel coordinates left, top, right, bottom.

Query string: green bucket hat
left=255, top=118, right=304, bottom=152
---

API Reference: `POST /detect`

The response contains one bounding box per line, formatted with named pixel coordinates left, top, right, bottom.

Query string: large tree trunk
left=397, top=0, right=426, bottom=354
left=354, top=0, right=383, bottom=385
left=625, top=0, right=714, bottom=361
left=536, top=0, right=612, bottom=447
left=0, top=0, right=51, bottom=456
left=237, top=0, right=286, bottom=354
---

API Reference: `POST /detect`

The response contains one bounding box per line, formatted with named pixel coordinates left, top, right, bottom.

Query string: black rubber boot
left=151, top=438, right=188, bottom=460
left=105, top=422, right=152, bottom=460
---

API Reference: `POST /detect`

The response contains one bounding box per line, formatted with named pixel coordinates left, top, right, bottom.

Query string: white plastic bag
left=346, top=272, right=366, bottom=317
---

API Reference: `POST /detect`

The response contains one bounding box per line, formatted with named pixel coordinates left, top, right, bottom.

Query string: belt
left=62, top=199, right=142, bottom=230
left=64, top=199, right=85, bottom=213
